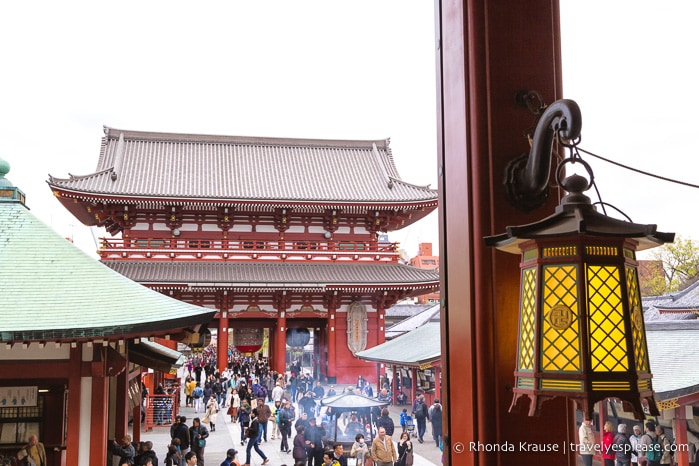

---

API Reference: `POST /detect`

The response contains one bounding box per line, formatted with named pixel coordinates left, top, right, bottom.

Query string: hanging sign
left=0, top=386, right=38, bottom=407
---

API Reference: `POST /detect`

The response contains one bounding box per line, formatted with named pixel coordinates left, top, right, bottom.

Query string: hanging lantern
left=233, top=327, right=263, bottom=353
left=485, top=98, right=674, bottom=418
left=286, top=328, right=311, bottom=348
left=182, top=328, right=211, bottom=350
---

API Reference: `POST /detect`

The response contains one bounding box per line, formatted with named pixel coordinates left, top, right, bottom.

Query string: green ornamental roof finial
left=0, top=156, right=12, bottom=188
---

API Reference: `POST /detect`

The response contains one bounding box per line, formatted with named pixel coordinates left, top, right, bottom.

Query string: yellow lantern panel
left=587, top=265, right=629, bottom=372
left=541, top=265, right=581, bottom=372
left=626, top=266, right=649, bottom=372
left=517, top=267, right=537, bottom=371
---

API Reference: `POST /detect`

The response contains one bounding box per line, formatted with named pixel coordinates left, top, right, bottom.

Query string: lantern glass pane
left=626, top=266, right=649, bottom=372
left=587, top=265, right=629, bottom=372
left=541, top=265, right=581, bottom=372
left=518, top=267, right=537, bottom=371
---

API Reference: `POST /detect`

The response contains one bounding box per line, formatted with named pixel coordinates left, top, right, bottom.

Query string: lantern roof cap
left=485, top=174, right=675, bottom=254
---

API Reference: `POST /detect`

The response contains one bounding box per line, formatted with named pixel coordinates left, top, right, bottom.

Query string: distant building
left=48, top=128, right=440, bottom=384
left=409, top=242, right=440, bottom=304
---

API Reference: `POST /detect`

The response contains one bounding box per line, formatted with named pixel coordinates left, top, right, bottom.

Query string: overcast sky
left=1, top=2, right=697, bottom=259
left=0, top=1, right=439, bottom=257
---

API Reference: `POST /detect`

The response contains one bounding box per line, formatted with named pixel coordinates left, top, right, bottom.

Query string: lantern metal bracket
left=505, top=98, right=583, bottom=212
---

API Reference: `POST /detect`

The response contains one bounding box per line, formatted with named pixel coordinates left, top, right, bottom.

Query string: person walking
left=189, top=417, right=209, bottom=466
left=630, top=424, right=643, bottom=466
left=350, top=434, right=369, bottom=466
left=243, top=408, right=270, bottom=466
left=655, top=425, right=673, bottom=466
left=238, top=399, right=252, bottom=446
left=256, top=398, right=272, bottom=442
left=17, top=434, right=47, bottom=466
left=375, top=408, right=395, bottom=437
left=305, top=417, right=326, bottom=466
left=396, top=431, right=414, bottom=466
left=578, top=413, right=595, bottom=466
left=411, top=395, right=428, bottom=443
left=292, top=425, right=310, bottom=466
left=371, top=427, right=398, bottom=466
left=111, top=435, right=136, bottom=466
left=279, top=400, right=295, bottom=454
left=219, top=448, right=240, bottom=466
left=613, top=424, right=632, bottom=466
left=205, top=395, right=219, bottom=432
left=228, top=388, right=240, bottom=423
left=602, top=420, right=615, bottom=466
left=428, top=400, right=443, bottom=448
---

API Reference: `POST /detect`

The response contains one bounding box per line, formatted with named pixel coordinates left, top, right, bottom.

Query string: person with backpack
left=613, top=424, right=633, bottom=466
left=411, top=395, right=428, bottom=444
left=192, top=384, right=204, bottom=413
left=640, top=421, right=661, bottom=466
left=655, top=425, right=673, bottom=465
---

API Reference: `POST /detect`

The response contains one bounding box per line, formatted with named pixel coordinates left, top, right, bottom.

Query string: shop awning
left=355, top=322, right=440, bottom=368
left=128, top=339, right=185, bottom=374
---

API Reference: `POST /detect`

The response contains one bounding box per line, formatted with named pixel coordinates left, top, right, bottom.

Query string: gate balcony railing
left=99, top=238, right=400, bottom=262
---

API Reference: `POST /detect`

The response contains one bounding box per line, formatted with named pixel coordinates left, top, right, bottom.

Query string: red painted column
left=674, top=407, right=690, bottom=466
left=89, top=347, right=109, bottom=466
left=274, top=315, right=287, bottom=374
left=65, top=346, right=82, bottom=466
left=327, top=310, right=336, bottom=383
left=115, top=368, right=128, bottom=442
left=433, top=366, right=441, bottom=402
left=438, top=0, right=569, bottom=464
left=218, top=311, right=229, bottom=373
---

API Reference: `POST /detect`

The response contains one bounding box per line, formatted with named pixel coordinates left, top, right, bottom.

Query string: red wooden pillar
left=274, top=315, right=287, bottom=374
left=218, top=311, right=229, bottom=373
left=438, top=0, right=572, bottom=465
left=433, top=366, right=441, bottom=402
left=327, top=310, right=337, bottom=383
left=673, top=407, right=690, bottom=466
left=65, top=346, right=82, bottom=466
left=89, top=347, right=109, bottom=466
left=114, top=367, right=129, bottom=442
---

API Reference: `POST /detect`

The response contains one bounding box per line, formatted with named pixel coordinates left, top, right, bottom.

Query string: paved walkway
left=137, top=390, right=441, bottom=466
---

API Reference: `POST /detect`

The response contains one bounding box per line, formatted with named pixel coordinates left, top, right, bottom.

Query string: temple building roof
left=0, top=159, right=215, bottom=342
left=102, top=261, right=440, bottom=291
left=355, top=322, right=441, bottom=368
left=48, top=127, right=438, bottom=207
left=645, top=321, right=699, bottom=398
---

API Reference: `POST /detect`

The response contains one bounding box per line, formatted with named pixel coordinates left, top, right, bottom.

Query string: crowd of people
left=133, top=350, right=443, bottom=466
left=578, top=415, right=681, bottom=466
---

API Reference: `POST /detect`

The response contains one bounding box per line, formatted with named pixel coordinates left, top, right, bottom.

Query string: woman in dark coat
left=429, top=402, right=443, bottom=448
left=292, top=425, right=309, bottom=466
left=396, top=431, right=413, bottom=466
left=189, top=417, right=209, bottom=466
left=375, top=408, right=395, bottom=436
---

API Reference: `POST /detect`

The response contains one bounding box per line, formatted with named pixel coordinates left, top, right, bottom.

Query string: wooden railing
left=99, top=238, right=400, bottom=262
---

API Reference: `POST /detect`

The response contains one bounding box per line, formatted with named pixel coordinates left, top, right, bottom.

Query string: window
left=0, top=399, right=44, bottom=445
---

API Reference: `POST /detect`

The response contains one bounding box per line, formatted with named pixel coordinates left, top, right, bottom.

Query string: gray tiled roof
left=386, top=304, right=440, bottom=339
left=646, top=321, right=699, bottom=397
left=355, top=322, right=441, bottom=367
left=643, top=280, right=699, bottom=321
left=48, top=128, right=438, bottom=204
left=102, top=261, right=440, bottom=289
left=0, top=200, right=215, bottom=342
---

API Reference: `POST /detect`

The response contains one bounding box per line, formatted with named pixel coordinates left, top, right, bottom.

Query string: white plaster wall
left=79, top=377, right=92, bottom=466
left=0, top=343, right=70, bottom=360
